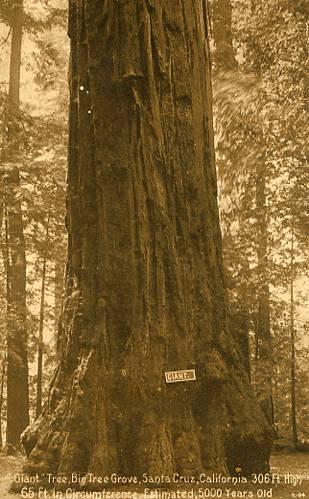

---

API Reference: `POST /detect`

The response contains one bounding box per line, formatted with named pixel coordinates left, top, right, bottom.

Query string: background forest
left=0, top=0, right=308, bottom=455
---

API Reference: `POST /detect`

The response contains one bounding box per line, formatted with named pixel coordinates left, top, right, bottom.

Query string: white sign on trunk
left=165, top=369, right=196, bottom=383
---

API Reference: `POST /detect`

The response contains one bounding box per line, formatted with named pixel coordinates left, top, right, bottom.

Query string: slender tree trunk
left=36, top=215, right=50, bottom=418
left=248, top=0, right=274, bottom=430
left=0, top=191, right=10, bottom=450
left=0, top=355, right=7, bottom=449
left=3, top=0, right=29, bottom=450
left=212, top=0, right=237, bottom=71
left=290, top=222, right=298, bottom=447
left=54, top=254, right=65, bottom=352
left=36, top=256, right=46, bottom=419
left=3, top=185, right=10, bottom=314
left=255, top=160, right=273, bottom=427
left=22, top=0, right=271, bottom=479
left=54, top=263, right=64, bottom=333
left=212, top=0, right=251, bottom=378
left=0, top=197, right=5, bottom=450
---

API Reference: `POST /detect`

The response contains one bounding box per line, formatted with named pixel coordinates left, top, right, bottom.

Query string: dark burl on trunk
left=22, top=0, right=271, bottom=479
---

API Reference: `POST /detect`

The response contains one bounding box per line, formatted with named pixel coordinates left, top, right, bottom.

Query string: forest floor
left=0, top=451, right=308, bottom=499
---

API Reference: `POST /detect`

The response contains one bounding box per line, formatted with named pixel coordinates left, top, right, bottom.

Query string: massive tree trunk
left=22, top=0, right=271, bottom=479
left=2, top=0, right=29, bottom=450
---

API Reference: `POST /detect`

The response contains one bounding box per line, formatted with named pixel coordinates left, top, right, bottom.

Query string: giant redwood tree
left=22, top=0, right=271, bottom=477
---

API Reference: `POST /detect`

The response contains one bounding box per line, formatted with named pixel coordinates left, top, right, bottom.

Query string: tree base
left=20, top=350, right=271, bottom=481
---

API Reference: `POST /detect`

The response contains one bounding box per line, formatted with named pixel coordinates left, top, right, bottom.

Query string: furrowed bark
left=22, top=0, right=271, bottom=479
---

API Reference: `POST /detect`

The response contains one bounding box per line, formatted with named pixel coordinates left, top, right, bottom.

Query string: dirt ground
left=0, top=452, right=308, bottom=499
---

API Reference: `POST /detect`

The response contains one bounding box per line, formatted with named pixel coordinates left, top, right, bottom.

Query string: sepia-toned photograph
left=0, top=0, right=308, bottom=498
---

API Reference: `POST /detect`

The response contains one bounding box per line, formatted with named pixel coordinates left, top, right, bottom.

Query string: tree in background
left=0, top=0, right=29, bottom=451
left=211, top=0, right=252, bottom=380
